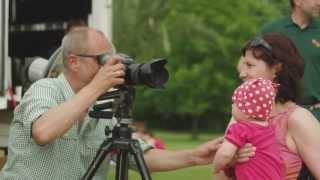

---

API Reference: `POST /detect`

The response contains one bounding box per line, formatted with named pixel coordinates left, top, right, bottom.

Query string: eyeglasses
left=242, top=36, right=273, bottom=57
left=249, top=37, right=272, bottom=52
left=74, top=52, right=113, bottom=65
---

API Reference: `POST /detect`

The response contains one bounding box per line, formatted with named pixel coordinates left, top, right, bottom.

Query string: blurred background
left=113, top=0, right=288, bottom=135
left=0, top=0, right=289, bottom=179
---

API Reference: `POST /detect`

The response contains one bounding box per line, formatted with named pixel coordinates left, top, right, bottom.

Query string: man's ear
left=67, top=54, right=80, bottom=72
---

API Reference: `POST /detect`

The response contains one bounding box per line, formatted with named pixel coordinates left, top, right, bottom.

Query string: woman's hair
left=242, top=33, right=304, bottom=104
left=290, top=0, right=294, bottom=8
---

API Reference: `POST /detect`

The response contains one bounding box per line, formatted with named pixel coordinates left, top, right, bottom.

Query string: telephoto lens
left=98, top=53, right=169, bottom=89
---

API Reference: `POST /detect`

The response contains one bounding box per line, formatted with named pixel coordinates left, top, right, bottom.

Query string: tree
left=113, top=0, right=289, bottom=137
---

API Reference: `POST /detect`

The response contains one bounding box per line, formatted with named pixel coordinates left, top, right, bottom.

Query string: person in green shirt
left=259, top=0, right=320, bottom=179
left=260, top=0, right=320, bottom=120
left=0, top=27, right=227, bottom=180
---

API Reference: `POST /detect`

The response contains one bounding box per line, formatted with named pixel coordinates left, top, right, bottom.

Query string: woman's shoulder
left=288, top=105, right=317, bottom=127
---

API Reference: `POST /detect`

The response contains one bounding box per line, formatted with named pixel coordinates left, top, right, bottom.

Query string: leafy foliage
left=113, top=0, right=288, bottom=132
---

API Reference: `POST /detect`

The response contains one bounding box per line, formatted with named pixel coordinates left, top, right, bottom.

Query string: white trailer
left=0, top=0, right=112, bottom=165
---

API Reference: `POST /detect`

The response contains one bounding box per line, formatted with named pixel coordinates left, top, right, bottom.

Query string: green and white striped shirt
left=0, top=74, right=151, bottom=180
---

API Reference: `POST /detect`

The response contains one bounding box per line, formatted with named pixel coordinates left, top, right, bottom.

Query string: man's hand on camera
left=90, top=55, right=125, bottom=94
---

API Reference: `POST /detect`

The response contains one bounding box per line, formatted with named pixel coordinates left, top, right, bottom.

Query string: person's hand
left=90, top=55, right=125, bottom=94
left=229, top=143, right=256, bottom=166
left=191, top=137, right=224, bottom=165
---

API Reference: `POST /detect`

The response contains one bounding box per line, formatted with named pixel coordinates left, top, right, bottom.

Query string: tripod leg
left=129, top=140, right=152, bottom=180
left=115, top=150, right=129, bottom=180
left=82, top=139, right=114, bottom=180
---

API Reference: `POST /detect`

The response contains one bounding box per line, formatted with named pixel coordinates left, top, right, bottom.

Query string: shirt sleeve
left=225, top=123, right=249, bottom=148
left=135, top=137, right=154, bottom=153
left=17, top=80, right=59, bottom=138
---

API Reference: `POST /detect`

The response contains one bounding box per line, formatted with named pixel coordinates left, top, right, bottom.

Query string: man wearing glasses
left=0, top=27, right=223, bottom=179
left=259, top=0, right=320, bottom=179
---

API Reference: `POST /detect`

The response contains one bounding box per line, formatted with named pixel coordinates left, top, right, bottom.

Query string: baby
left=213, top=78, right=284, bottom=180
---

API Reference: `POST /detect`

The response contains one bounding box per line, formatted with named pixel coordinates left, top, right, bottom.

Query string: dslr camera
left=97, top=53, right=169, bottom=89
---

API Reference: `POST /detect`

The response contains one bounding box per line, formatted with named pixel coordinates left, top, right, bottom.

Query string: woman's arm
left=289, top=107, right=320, bottom=179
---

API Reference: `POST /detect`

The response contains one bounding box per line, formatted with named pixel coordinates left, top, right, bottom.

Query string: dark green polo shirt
left=260, top=16, right=320, bottom=120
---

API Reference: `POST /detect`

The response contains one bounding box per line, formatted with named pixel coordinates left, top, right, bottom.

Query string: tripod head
left=82, top=85, right=152, bottom=180
left=89, top=85, right=135, bottom=125
left=83, top=55, right=169, bottom=180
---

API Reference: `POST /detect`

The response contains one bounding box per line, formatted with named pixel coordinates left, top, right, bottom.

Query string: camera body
left=100, top=53, right=169, bottom=89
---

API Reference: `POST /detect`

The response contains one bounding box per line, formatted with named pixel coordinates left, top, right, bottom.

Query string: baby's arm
left=213, top=140, right=238, bottom=173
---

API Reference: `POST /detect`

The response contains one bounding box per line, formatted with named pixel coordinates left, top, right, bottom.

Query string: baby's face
left=232, top=104, right=250, bottom=121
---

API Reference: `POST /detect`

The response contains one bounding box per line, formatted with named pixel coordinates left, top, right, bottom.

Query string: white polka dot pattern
left=232, top=78, right=277, bottom=120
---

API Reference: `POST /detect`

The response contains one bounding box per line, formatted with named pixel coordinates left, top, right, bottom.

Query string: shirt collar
left=285, top=15, right=319, bottom=29
left=58, top=74, right=75, bottom=100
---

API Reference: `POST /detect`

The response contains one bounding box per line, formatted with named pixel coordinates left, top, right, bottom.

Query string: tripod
left=82, top=86, right=152, bottom=180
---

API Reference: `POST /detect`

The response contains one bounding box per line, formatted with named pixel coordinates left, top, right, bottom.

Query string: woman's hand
left=229, top=143, right=256, bottom=166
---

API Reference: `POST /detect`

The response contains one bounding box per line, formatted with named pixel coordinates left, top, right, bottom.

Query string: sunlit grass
left=106, top=130, right=222, bottom=180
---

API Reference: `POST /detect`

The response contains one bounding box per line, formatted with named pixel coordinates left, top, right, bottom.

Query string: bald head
left=61, top=27, right=114, bottom=67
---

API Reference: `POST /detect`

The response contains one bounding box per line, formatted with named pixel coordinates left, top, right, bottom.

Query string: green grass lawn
left=107, top=130, right=222, bottom=180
